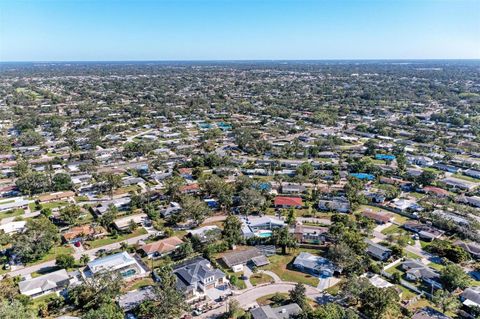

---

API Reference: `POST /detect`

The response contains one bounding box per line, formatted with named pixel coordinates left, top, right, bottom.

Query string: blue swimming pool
left=350, top=173, right=375, bottom=180
left=256, top=230, right=273, bottom=238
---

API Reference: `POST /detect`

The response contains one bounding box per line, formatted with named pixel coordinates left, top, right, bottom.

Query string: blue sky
left=0, top=0, right=479, bottom=61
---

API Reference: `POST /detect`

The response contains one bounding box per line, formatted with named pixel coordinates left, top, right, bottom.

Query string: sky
left=0, top=0, right=479, bottom=61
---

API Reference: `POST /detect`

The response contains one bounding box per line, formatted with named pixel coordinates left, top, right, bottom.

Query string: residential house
left=86, top=252, right=147, bottom=280
left=361, top=210, right=394, bottom=224
left=160, top=201, right=182, bottom=218
left=281, top=184, right=306, bottom=195
left=365, top=239, right=392, bottom=261
left=0, top=197, right=30, bottom=213
left=441, top=177, right=479, bottom=191
left=403, top=221, right=444, bottom=241
left=422, top=186, right=449, bottom=198
left=241, top=216, right=285, bottom=238
left=94, top=197, right=131, bottom=216
left=433, top=163, right=459, bottom=173
left=454, top=240, right=480, bottom=259
left=274, top=196, right=303, bottom=209
left=368, top=274, right=394, bottom=289
left=412, top=307, right=451, bottom=319
left=401, top=259, right=442, bottom=289
left=0, top=220, right=26, bottom=234
left=62, top=225, right=106, bottom=243
left=179, top=183, right=200, bottom=195
left=464, top=169, right=480, bottom=179
left=188, top=225, right=221, bottom=243
left=19, top=269, right=71, bottom=298
left=173, top=257, right=226, bottom=299
left=293, top=252, right=338, bottom=277
left=221, top=247, right=268, bottom=272
left=318, top=197, right=350, bottom=213
left=293, top=223, right=328, bottom=245
left=140, top=236, right=183, bottom=259
left=390, top=198, right=422, bottom=214
left=460, top=287, right=480, bottom=312
left=250, top=303, right=302, bottom=319
left=38, top=191, right=75, bottom=203
left=465, top=196, right=480, bottom=208
left=113, top=213, right=148, bottom=231
left=431, top=210, right=470, bottom=227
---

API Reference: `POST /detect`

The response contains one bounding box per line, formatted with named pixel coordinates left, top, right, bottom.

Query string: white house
left=19, top=269, right=71, bottom=298
left=86, top=252, right=147, bottom=280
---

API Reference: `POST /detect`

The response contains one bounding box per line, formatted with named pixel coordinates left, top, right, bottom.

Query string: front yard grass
left=262, top=252, right=319, bottom=287
left=0, top=208, right=25, bottom=220
left=324, top=280, right=343, bottom=296
left=125, top=277, right=155, bottom=291
left=86, top=227, right=148, bottom=249
left=250, top=273, right=274, bottom=286
left=29, top=201, right=70, bottom=211
left=256, top=292, right=290, bottom=306
left=27, top=245, right=75, bottom=266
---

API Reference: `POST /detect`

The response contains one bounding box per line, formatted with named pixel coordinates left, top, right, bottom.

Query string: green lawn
left=409, top=192, right=426, bottom=200
left=381, top=225, right=401, bottom=235
left=31, top=292, right=59, bottom=309
left=29, top=201, right=70, bottom=211
left=256, top=293, right=290, bottom=306
left=27, top=245, right=75, bottom=266
left=226, top=270, right=246, bottom=290
left=385, top=264, right=405, bottom=277
left=427, top=261, right=444, bottom=271
left=262, top=252, right=319, bottom=287
left=250, top=273, right=274, bottom=286
left=74, top=196, right=89, bottom=202
left=405, top=251, right=423, bottom=260
left=452, top=173, right=480, bottom=183
left=126, top=277, right=154, bottom=291
left=0, top=208, right=25, bottom=220
left=86, top=228, right=148, bottom=249
left=324, top=280, right=343, bottom=296
left=397, top=285, right=417, bottom=300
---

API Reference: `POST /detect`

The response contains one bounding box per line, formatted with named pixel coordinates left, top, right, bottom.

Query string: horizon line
left=1, top=58, right=480, bottom=64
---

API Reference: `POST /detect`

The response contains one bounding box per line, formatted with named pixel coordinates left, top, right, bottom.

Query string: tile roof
left=274, top=196, right=303, bottom=207
left=140, top=236, right=183, bottom=255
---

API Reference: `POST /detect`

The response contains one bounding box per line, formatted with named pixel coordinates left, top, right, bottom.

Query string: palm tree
left=79, top=254, right=90, bottom=265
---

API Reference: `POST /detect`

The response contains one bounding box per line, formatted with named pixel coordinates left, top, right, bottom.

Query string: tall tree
left=432, top=289, right=461, bottom=314
left=135, top=264, right=188, bottom=319
left=223, top=215, right=243, bottom=249
left=272, top=226, right=297, bottom=255
left=289, top=283, right=308, bottom=310
left=440, top=264, right=471, bottom=291
left=68, top=270, right=123, bottom=312
left=13, top=216, right=60, bottom=263
left=0, top=300, right=35, bottom=319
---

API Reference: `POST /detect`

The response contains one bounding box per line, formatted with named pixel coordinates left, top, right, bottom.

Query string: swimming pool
left=255, top=230, right=273, bottom=238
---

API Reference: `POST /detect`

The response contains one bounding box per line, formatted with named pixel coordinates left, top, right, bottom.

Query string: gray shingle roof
left=251, top=303, right=302, bottom=319
left=173, top=257, right=225, bottom=293
left=222, top=247, right=263, bottom=268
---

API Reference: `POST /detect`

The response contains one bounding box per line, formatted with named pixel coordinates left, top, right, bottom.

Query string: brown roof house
left=140, top=236, right=183, bottom=259
left=38, top=191, right=75, bottom=203
left=62, top=225, right=107, bottom=243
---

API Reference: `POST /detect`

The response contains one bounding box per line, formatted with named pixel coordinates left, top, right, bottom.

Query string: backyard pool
left=255, top=230, right=273, bottom=238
